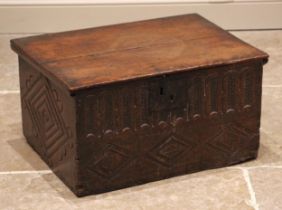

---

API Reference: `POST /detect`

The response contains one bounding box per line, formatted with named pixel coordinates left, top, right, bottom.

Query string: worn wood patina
left=11, top=14, right=268, bottom=197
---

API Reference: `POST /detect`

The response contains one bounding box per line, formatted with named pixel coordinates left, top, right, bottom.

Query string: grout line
left=0, top=170, right=52, bottom=175
left=263, top=85, right=282, bottom=88
left=229, top=165, right=282, bottom=170
left=242, top=168, right=259, bottom=210
left=0, top=90, right=20, bottom=94
left=244, top=165, right=282, bottom=169
left=0, top=32, right=38, bottom=36
left=256, top=165, right=282, bottom=168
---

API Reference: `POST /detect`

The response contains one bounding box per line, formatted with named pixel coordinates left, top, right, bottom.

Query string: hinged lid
left=11, top=14, right=268, bottom=93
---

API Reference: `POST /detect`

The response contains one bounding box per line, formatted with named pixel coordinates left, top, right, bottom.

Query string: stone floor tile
left=0, top=93, right=22, bottom=142
left=0, top=173, right=74, bottom=210
left=0, top=63, right=19, bottom=90
left=261, top=87, right=282, bottom=138
left=237, top=131, right=282, bottom=167
left=0, top=168, right=254, bottom=210
left=249, top=167, right=282, bottom=210
left=69, top=169, right=253, bottom=210
left=0, top=137, right=48, bottom=171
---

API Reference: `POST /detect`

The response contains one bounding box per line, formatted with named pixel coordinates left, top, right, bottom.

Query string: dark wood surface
left=11, top=14, right=268, bottom=92
left=12, top=14, right=269, bottom=197
left=75, top=60, right=264, bottom=196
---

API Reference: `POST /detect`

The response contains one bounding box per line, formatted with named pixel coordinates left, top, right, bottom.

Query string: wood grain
left=11, top=14, right=268, bottom=92
left=11, top=14, right=269, bottom=197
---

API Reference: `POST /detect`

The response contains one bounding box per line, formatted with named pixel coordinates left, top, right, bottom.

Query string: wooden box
left=11, top=14, right=268, bottom=197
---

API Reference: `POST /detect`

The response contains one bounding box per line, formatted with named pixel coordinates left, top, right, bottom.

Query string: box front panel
left=76, top=61, right=263, bottom=195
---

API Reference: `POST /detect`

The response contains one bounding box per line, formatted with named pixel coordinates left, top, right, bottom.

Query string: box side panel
left=18, top=57, right=78, bottom=193
left=76, top=60, right=263, bottom=196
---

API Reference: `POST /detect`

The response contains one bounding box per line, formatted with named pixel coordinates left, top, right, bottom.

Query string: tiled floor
left=0, top=31, right=282, bottom=210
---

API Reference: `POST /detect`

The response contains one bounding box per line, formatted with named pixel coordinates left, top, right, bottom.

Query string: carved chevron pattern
left=84, top=119, right=257, bottom=181
left=23, top=74, right=70, bottom=163
left=206, top=123, right=257, bottom=157
left=79, top=63, right=261, bottom=187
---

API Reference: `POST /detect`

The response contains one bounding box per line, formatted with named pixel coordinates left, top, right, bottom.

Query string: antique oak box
left=11, top=14, right=268, bottom=197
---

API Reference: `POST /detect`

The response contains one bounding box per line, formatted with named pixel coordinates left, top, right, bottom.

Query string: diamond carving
left=206, top=123, right=255, bottom=158
left=23, top=75, right=70, bottom=161
left=148, top=135, right=189, bottom=167
left=87, top=144, right=131, bottom=179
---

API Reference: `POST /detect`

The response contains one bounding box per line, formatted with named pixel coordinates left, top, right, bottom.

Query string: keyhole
left=170, top=94, right=174, bottom=102
left=160, top=87, right=164, bottom=95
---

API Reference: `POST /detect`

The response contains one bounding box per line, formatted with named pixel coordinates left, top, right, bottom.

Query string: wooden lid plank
left=11, top=14, right=268, bottom=92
